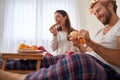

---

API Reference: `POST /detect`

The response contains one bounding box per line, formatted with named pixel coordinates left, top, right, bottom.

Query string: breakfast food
left=18, top=43, right=47, bottom=51
left=18, top=44, right=38, bottom=50
left=69, top=31, right=85, bottom=44
left=79, top=37, right=85, bottom=44
left=66, top=50, right=74, bottom=55
left=31, top=45, right=38, bottom=50
left=18, top=43, right=29, bottom=50
left=69, top=31, right=78, bottom=40
left=38, top=46, right=46, bottom=51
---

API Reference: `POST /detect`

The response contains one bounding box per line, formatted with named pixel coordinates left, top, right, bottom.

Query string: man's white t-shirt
left=88, top=19, right=120, bottom=74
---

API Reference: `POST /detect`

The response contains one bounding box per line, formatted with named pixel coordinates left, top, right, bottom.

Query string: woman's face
left=54, top=12, right=67, bottom=27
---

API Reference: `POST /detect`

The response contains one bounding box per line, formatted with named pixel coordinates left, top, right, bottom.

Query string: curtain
left=1, top=0, right=81, bottom=54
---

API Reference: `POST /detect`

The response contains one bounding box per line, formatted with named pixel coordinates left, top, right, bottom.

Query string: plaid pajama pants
left=6, top=53, right=114, bottom=80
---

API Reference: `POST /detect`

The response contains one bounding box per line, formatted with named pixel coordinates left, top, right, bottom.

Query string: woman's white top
left=88, top=19, right=120, bottom=74
left=51, top=31, right=79, bottom=55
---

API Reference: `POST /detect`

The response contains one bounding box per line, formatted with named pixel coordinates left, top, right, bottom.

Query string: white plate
left=18, top=50, right=43, bottom=53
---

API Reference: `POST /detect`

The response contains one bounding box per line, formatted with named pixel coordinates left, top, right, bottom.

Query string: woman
left=49, top=10, right=79, bottom=55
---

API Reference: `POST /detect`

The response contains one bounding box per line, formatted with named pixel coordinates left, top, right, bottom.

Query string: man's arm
left=87, top=36, right=120, bottom=67
left=117, top=36, right=120, bottom=49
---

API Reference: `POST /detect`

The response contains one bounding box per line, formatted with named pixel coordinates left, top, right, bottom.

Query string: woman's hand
left=49, top=23, right=59, bottom=36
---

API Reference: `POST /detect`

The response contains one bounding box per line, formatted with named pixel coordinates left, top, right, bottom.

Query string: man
left=0, top=0, right=120, bottom=80
left=70, top=0, right=120, bottom=71
left=69, top=0, right=120, bottom=79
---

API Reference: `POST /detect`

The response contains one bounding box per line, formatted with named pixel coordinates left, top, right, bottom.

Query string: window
left=2, top=0, right=81, bottom=53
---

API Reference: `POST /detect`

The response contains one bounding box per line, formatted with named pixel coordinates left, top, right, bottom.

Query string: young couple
left=0, top=0, right=120, bottom=80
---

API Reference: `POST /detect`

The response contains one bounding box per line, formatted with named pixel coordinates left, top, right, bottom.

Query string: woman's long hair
left=55, top=10, right=74, bottom=40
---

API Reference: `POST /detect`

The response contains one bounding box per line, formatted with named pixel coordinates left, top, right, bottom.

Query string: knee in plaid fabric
left=25, top=53, right=107, bottom=80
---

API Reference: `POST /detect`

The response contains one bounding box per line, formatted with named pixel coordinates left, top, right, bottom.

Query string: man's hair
left=89, top=0, right=117, bottom=14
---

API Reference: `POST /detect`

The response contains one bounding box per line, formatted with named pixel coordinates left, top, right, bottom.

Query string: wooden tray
left=17, top=50, right=43, bottom=53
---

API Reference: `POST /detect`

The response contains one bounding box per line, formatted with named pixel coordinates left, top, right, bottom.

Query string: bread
left=69, top=31, right=78, bottom=40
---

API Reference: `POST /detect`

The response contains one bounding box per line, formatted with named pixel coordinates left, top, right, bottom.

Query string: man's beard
left=102, top=8, right=112, bottom=25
